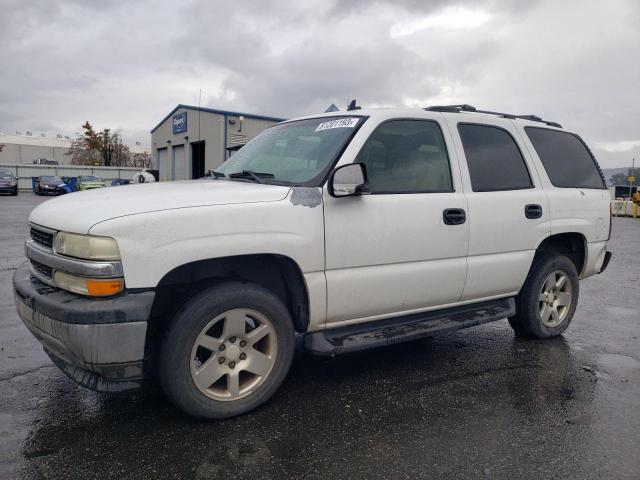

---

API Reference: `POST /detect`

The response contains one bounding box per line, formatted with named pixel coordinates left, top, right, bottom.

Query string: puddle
left=598, top=353, right=640, bottom=375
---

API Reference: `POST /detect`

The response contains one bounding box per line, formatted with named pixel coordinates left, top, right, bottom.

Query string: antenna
left=347, top=99, right=361, bottom=111
left=198, top=88, right=202, bottom=142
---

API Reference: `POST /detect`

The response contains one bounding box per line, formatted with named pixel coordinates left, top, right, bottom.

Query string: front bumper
left=13, top=261, right=155, bottom=392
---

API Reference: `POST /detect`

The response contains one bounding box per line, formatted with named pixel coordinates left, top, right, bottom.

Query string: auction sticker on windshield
left=315, top=118, right=359, bottom=131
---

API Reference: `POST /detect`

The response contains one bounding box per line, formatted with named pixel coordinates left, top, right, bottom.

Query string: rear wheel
left=509, top=254, right=579, bottom=338
left=159, top=282, right=295, bottom=419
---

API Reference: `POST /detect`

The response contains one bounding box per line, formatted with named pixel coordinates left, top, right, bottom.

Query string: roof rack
left=424, top=104, right=562, bottom=128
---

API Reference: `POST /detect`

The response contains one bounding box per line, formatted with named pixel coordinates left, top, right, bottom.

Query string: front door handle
left=525, top=204, right=543, bottom=219
left=443, top=208, right=466, bottom=225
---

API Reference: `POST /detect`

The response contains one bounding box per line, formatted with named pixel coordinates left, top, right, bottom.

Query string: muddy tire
left=509, top=254, right=579, bottom=338
left=159, top=282, right=295, bottom=419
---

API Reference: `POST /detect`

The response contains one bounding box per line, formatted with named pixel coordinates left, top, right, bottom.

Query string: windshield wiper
left=209, top=170, right=226, bottom=178
left=228, top=170, right=275, bottom=184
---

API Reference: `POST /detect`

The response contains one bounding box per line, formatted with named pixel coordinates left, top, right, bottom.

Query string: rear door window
left=525, top=127, right=605, bottom=189
left=458, top=124, right=533, bottom=192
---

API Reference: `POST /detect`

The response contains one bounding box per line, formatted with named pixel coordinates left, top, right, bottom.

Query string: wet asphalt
left=0, top=193, right=639, bottom=480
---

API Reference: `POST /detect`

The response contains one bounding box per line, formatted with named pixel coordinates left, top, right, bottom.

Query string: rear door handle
left=525, top=204, right=543, bottom=219
left=443, top=208, right=466, bottom=225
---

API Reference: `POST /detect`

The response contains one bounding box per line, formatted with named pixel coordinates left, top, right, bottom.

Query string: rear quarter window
left=525, top=127, right=605, bottom=189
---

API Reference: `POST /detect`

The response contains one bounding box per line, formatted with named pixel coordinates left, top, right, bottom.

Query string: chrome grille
left=31, top=259, right=53, bottom=279
left=30, top=227, right=54, bottom=249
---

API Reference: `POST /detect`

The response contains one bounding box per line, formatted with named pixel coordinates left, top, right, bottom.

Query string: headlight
left=9, top=181, right=17, bottom=186
left=53, top=232, right=121, bottom=261
left=54, top=271, right=124, bottom=296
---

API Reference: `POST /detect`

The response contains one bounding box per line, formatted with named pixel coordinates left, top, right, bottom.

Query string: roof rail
left=424, top=104, right=562, bottom=128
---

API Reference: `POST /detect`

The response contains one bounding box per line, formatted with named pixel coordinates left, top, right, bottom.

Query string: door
left=191, top=141, right=205, bottom=179
left=157, top=148, right=168, bottom=181
left=172, top=145, right=185, bottom=180
left=446, top=119, right=551, bottom=301
left=323, top=118, right=469, bottom=326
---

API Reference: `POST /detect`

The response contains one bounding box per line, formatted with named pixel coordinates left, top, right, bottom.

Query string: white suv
left=14, top=104, right=612, bottom=419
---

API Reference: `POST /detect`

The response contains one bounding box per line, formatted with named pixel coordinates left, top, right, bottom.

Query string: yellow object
left=632, top=193, right=640, bottom=218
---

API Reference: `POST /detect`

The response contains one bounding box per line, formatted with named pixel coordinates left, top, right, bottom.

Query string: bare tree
left=130, top=152, right=152, bottom=168
left=66, top=137, right=101, bottom=165
left=66, top=121, right=148, bottom=167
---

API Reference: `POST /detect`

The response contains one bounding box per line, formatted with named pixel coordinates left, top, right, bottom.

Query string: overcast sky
left=1, top=0, right=638, bottom=168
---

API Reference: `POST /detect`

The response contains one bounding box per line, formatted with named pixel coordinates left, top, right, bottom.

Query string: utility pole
left=629, top=158, right=636, bottom=198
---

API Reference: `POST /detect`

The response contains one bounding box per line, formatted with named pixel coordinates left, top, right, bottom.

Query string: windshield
left=40, top=176, right=62, bottom=182
left=215, top=116, right=365, bottom=185
left=81, top=176, right=103, bottom=182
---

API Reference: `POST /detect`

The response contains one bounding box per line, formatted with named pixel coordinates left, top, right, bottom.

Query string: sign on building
left=172, top=112, right=188, bottom=134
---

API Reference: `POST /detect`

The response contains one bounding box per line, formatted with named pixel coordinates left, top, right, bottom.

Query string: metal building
left=0, top=132, right=150, bottom=166
left=0, top=132, right=73, bottom=164
left=150, top=105, right=285, bottom=181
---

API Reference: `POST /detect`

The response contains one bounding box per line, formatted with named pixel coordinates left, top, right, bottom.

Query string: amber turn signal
left=54, top=271, right=124, bottom=297
left=86, top=278, right=125, bottom=296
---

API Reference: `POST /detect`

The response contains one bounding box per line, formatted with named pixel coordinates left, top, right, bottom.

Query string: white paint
left=29, top=180, right=291, bottom=233
left=442, top=114, right=551, bottom=301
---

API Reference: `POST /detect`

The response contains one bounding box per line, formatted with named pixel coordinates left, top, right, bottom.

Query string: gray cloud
left=0, top=0, right=638, bottom=167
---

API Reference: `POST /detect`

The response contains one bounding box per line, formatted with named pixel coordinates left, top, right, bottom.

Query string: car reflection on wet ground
left=1, top=194, right=639, bottom=479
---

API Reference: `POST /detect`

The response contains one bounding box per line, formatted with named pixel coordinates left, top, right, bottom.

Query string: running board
left=303, top=298, right=516, bottom=355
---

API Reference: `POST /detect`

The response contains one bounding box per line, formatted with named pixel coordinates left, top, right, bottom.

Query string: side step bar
left=303, top=298, right=516, bottom=355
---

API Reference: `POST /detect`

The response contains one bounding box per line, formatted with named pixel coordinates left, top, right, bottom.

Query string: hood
left=30, top=179, right=291, bottom=233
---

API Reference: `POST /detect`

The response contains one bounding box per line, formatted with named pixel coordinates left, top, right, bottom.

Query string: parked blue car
left=32, top=176, right=77, bottom=195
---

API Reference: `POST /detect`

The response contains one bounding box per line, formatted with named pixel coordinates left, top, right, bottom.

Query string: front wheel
left=509, top=254, right=579, bottom=338
left=159, top=282, right=295, bottom=419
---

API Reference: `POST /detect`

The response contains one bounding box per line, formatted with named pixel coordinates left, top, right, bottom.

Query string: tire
left=35, top=187, right=40, bottom=196
left=12, top=188, right=18, bottom=196
left=509, top=253, right=579, bottom=338
left=159, top=282, right=295, bottom=419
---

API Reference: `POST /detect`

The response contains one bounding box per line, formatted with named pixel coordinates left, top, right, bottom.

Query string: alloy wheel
left=538, top=270, right=573, bottom=327
left=189, top=308, right=277, bottom=401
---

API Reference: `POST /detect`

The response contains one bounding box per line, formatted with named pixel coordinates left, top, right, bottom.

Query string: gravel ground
left=1, top=193, right=639, bottom=479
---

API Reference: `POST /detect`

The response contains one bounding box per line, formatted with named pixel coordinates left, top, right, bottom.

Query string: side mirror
left=328, top=163, right=368, bottom=197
